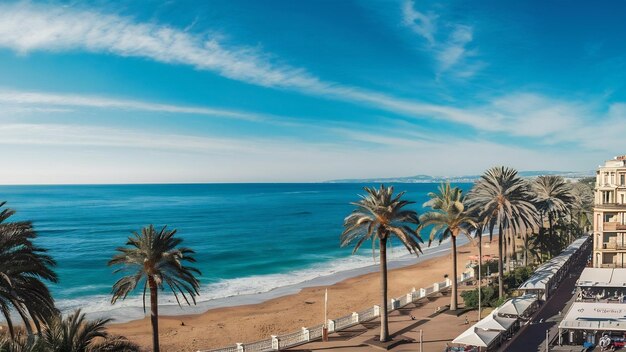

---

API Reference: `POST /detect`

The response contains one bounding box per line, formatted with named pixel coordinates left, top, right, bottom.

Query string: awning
left=519, top=237, right=588, bottom=291
left=452, top=308, right=517, bottom=347
left=452, top=326, right=501, bottom=347
left=577, top=268, right=614, bottom=287
left=559, top=302, right=626, bottom=331
left=497, top=294, right=537, bottom=317
left=475, top=308, right=517, bottom=330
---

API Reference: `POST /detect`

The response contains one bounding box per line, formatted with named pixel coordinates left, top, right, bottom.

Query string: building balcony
left=600, top=242, right=626, bottom=250
left=596, top=203, right=626, bottom=210
left=603, top=222, right=626, bottom=231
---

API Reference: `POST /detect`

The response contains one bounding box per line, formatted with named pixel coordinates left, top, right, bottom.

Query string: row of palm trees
left=341, top=166, right=592, bottom=342
left=0, top=202, right=200, bottom=352
left=0, top=168, right=592, bottom=349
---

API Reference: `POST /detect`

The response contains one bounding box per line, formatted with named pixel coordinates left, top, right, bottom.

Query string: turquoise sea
left=0, top=183, right=472, bottom=321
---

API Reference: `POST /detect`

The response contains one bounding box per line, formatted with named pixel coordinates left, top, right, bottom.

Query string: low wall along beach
left=202, top=270, right=475, bottom=352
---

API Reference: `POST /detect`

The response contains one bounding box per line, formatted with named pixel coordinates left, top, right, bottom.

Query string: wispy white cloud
left=401, top=1, right=478, bottom=77
left=0, top=122, right=601, bottom=184
left=401, top=0, right=437, bottom=45
left=0, top=123, right=261, bottom=152
left=0, top=86, right=614, bottom=148
left=0, top=2, right=322, bottom=89
left=437, top=25, right=473, bottom=72
left=0, top=89, right=286, bottom=122
left=0, top=1, right=617, bottom=154
left=0, top=2, right=492, bottom=131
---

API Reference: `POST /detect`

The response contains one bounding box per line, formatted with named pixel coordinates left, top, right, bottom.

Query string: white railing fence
left=200, top=269, right=475, bottom=352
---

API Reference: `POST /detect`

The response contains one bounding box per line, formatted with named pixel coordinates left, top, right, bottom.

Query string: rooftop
left=559, top=302, right=626, bottom=331
left=577, top=268, right=626, bottom=287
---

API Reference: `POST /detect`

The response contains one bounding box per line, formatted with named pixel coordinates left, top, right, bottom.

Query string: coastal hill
left=325, top=170, right=594, bottom=183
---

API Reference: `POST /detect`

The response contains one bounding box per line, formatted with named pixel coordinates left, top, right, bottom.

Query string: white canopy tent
left=612, top=269, right=626, bottom=286
left=452, top=308, right=519, bottom=350
left=559, top=302, right=626, bottom=331
left=452, top=326, right=501, bottom=348
left=577, top=268, right=614, bottom=287
left=497, top=294, right=538, bottom=317
left=518, top=236, right=589, bottom=297
left=475, top=308, right=517, bottom=330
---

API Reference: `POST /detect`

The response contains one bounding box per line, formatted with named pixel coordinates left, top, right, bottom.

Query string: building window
left=604, top=191, right=612, bottom=204
left=622, top=174, right=625, bottom=185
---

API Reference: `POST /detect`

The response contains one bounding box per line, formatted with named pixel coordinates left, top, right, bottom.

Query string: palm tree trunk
left=524, top=231, right=529, bottom=267
left=379, top=237, right=389, bottom=342
left=149, top=277, right=160, bottom=352
left=549, top=213, right=554, bottom=257
left=498, top=224, right=504, bottom=299
left=504, top=231, right=509, bottom=273
left=451, top=235, right=458, bottom=311
left=478, top=230, right=482, bottom=320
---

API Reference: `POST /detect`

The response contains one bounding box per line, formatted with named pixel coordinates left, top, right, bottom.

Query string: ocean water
left=0, top=183, right=472, bottom=322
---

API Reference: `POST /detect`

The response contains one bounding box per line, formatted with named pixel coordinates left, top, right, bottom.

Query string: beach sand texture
left=107, top=239, right=499, bottom=352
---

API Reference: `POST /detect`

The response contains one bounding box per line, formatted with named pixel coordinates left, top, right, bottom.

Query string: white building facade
left=594, top=156, right=626, bottom=267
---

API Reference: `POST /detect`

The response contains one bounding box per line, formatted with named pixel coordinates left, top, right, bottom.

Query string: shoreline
left=107, top=235, right=497, bottom=352
left=84, top=234, right=478, bottom=323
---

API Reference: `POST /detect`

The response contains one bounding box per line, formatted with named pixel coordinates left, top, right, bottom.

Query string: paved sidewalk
left=286, top=290, right=478, bottom=352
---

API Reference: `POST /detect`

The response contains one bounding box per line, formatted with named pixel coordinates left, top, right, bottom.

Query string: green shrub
left=473, top=260, right=499, bottom=278
left=461, top=285, right=498, bottom=308
left=503, top=266, right=533, bottom=288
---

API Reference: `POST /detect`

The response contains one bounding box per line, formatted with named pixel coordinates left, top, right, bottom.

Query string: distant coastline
left=325, top=170, right=594, bottom=184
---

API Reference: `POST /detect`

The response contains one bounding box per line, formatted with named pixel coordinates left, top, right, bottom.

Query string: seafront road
left=500, top=245, right=591, bottom=352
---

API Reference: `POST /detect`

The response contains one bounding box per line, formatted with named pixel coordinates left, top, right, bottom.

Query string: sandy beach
left=107, top=239, right=499, bottom=352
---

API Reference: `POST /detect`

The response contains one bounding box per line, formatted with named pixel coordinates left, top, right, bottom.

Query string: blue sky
left=0, top=0, right=623, bottom=183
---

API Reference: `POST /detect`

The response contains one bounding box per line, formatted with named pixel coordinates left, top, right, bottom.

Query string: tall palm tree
left=533, top=175, right=574, bottom=245
left=467, top=167, right=538, bottom=298
left=341, top=185, right=422, bottom=342
left=420, top=183, right=476, bottom=311
left=571, top=181, right=594, bottom=233
left=0, top=202, right=58, bottom=338
left=41, top=309, right=139, bottom=352
left=109, top=225, right=201, bottom=352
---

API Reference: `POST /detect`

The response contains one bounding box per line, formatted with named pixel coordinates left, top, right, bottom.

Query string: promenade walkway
left=285, top=290, right=478, bottom=352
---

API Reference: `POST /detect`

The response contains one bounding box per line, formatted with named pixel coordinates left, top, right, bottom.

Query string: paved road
left=500, top=245, right=590, bottom=352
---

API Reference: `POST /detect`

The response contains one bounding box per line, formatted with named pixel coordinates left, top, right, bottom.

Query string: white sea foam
left=56, top=236, right=465, bottom=323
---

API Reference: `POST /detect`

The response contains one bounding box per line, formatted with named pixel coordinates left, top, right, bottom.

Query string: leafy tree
left=461, top=286, right=497, bottom=308
left=420, top=183, right=476, bottom=310
left=503, top=266, right=533, bottom=288
left=109, top=225, right=200, bottom=352
left=341, top=185, right=422, bottom=342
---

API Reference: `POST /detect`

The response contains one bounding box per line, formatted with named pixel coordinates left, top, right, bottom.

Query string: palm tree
left=0, top=310, right=138, bottom=352
left=533, top=175, right=574, bottom=245
left=41, top=309, right=139, bottom=352
left=420, top=183, right=476, bottom=311
left=571, top=181, right=594, bottom=233
left=467, top=167, right=538, bottom=298
left=0, top=202, right=58, bottom=338
left=0, top=332, right=36, bottom=352
left=109, top=225, right=201, bottom=352
left=341, top=185, right=422, bottom=342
